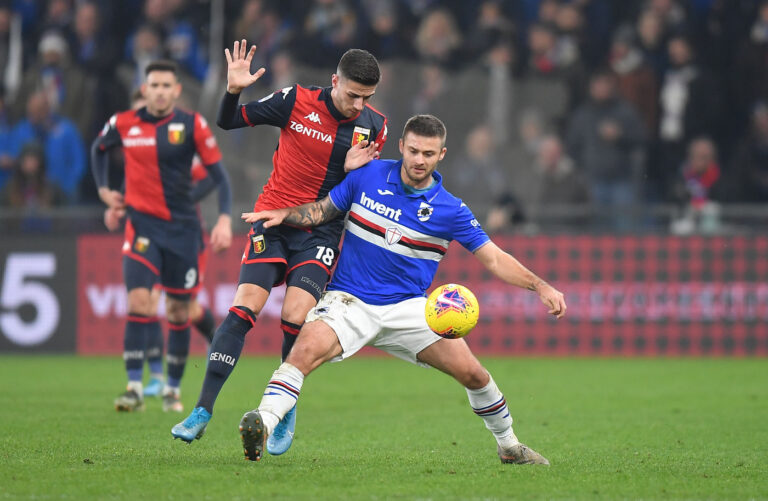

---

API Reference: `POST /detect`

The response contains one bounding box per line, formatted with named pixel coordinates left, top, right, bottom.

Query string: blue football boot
left=171, top=407, right=211, bottom=443
left=266, top=405, right=296, bottom=455
left=143, top=377, right=164, bottom=397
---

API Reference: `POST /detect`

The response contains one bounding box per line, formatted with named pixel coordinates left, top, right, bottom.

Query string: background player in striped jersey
left=92, top=60, right=229, bottom=412
left=102, top=91, right=233, bottom=411
left=236, top=115, right=566, bottom=464
left=172, top=41, right=387, bottom=454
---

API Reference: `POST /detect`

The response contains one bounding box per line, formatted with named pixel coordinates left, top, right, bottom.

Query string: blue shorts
left=238, top=220, right=341, bottom=301
left=122, top=218, right=200, bottom=300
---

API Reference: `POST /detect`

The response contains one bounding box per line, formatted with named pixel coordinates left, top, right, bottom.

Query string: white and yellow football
left=425, top=283, right=480, bottom=339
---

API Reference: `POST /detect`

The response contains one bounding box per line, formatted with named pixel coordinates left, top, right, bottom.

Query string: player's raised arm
left=242, top=196, right=343, bottom=229
left=216, top=40, right=267, bottom=130
left=474, top=241, right=567, bottom=318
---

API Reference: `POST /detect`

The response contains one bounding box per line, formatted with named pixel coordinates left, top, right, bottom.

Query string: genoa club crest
left=251, top=234, right=266, bottom=254
left=351, top=126, right=370, bottom=146
left=168, top=123, right=185, bottom=144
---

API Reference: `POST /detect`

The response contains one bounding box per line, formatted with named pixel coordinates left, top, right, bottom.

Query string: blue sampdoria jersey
left=327, top=159, right=490, bottom=305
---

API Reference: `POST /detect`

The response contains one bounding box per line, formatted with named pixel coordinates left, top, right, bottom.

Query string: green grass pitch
left=1, top=355, right=766, bottom=500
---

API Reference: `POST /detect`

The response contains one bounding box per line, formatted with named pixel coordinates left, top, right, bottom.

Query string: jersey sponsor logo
left=417, top=202, right=434, bottom=222
left=360, top=191, right=402, bottom=221
left=251, top=233, right=266, bottom=254
left=304, top=112, right=322, bottom=124
left=351, top=126, right=370, bottom=146
left=127, top=126, right=142, bottom=136
left=377, top=189, right=394, bottom=196
left=385, top=227, right=402, bottom=246
left=209, top=352, right=236, bottom=366
left=289, top=120, right=333, bottom=144
left=168, top=123, right=185, bottom=144
left=123, top=137, right=156, bottom=147
left=134, top=236, right=150, bottom=253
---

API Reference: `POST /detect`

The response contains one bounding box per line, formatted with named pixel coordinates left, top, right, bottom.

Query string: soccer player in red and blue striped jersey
left=172, top=41, right=387, bottom=452
left=92, top=60, right=228, bottom=412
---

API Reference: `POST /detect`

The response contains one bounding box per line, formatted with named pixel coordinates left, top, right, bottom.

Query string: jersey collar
left=386, top=161, right=443, bottom=200
left=137, top=106, right=176, bottom=125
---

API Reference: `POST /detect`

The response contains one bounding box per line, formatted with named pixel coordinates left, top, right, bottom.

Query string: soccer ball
left=424, top=283, right=479, bottom=339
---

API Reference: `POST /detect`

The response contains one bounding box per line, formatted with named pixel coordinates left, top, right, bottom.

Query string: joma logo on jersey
left=289, top=120, right=332, bottom=144
left=360, top=192, right=402, bottom=221
left=304, top=112, right=322, bottom=124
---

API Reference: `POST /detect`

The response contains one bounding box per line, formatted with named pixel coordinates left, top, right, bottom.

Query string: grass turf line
left=0, top=356, right=766, bottom=500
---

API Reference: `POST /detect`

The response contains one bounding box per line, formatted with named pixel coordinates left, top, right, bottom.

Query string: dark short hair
left=402, top=115, right=447, bottom=144
left=145, top=59, right=178, bottom=77
left=337, top=49, right=380, bottom=86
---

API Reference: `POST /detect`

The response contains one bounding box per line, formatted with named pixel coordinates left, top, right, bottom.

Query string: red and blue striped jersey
left=237, top=84, right=388, bottom=212
left=95, top=107, right=222, bottom=224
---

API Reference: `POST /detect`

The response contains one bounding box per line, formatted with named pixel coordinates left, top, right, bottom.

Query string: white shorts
left=305, top=290, right=443, bottom=367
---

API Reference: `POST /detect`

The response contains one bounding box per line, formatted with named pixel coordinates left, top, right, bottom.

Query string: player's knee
left=232, top=284, right=268, bottom=316
left=127, top=288, right=153, bottom=315
left=165, top=297, right=190, bottom=323
left=459, top=365, right=490, bottom=390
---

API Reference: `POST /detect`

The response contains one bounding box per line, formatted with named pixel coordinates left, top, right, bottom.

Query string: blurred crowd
left=2, top=0, right=768, bottom=234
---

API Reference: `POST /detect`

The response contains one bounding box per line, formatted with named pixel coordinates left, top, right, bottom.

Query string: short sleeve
left=373, top=120, right=388, bottom=152
left=452, top=201, right=490, bottom=252
left=193, top=113, right=223, bottom=165
left=94, top=114, right=123, bottom=150
left=241, top=85, right=297, bottom=128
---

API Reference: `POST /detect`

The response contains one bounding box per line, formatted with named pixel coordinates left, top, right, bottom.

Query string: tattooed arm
left=241, top=196, right=343, bottom=228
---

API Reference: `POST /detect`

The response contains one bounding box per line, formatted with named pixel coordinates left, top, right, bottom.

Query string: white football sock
left=258, top=362, right=304, bottom=434
left=466, top=375, right=519, bottom=449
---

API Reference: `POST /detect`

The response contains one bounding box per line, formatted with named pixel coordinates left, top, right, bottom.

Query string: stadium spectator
left=609, top=25, right=658, bottom=134
left=11, top=90, right=86, bottom=201
left=0, top=88, right=13, bottom=190
left=231, top=0, right=293, bottom=83
left=464, top=1, right=516, bottom=63
left=670, top=136, right=723, bottom=234
left=0, top=143, right=64, bottom=210
left=732, top=102, right=768, bottom=202
left=566, top=70, right=645, bottom=230
left=295, top=0, right=358, bottom=67
left=529, top=134, right=590, bottom=229
left=14, top=30, right=95, bottom=139
left=414, top=8, right=463, bottom=67
left=121, top=23, right=165, bottom=90
left=734, top=1, right=768, bottom=135
left=656, top=34, right=718, bottom=199
left=446, top=124, right=508, bottom=220
left=357, top=0, right=412, bottom=61
left=126, top=0, right=208, bottom=81
left=635, top=9, right=668, bottom=76
left=0, top=3, right=22, bottom=102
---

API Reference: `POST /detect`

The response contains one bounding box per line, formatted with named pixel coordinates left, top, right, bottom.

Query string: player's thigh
left=126, top=287, right=154, bottom=315
left=303, top=291, right=380, bottom=361
left=417, top=338, right=489, bottom=390
left=283, top=261, right=332, bottom=323
left=285, top=320, right=343, bottom=375
left=158, top=242, right=200, bottom=302
left=231, top=282, right=272, bottom=315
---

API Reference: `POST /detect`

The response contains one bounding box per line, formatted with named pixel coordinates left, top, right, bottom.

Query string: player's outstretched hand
left=535, top=281, right=567, bottom=319
left=225, top=39, right=266, bottom=94
left=103, top=207, right=125, bottom=232
left=242, top=209, right=288, bottom=228
left=210, top=214, right=232, bottom=253
left=344, top=139, right=379, bottom=172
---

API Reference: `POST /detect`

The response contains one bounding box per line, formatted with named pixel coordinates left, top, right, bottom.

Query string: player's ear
left=398, top=138, right=404, bottom=154
left=438, top=147, right=447, bottom=161
left=140, top=83, right=147, bottom=98
left=173, top=82, right=182, bottom=99
left=331, top=74, right=339, bottom=88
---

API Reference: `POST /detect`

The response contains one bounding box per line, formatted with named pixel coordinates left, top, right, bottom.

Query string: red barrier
left=77, top=234, right=768, bottom=356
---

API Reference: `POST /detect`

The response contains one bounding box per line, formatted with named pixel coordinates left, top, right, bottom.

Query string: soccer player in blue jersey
left=236, top=115, right=567, bottom=464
